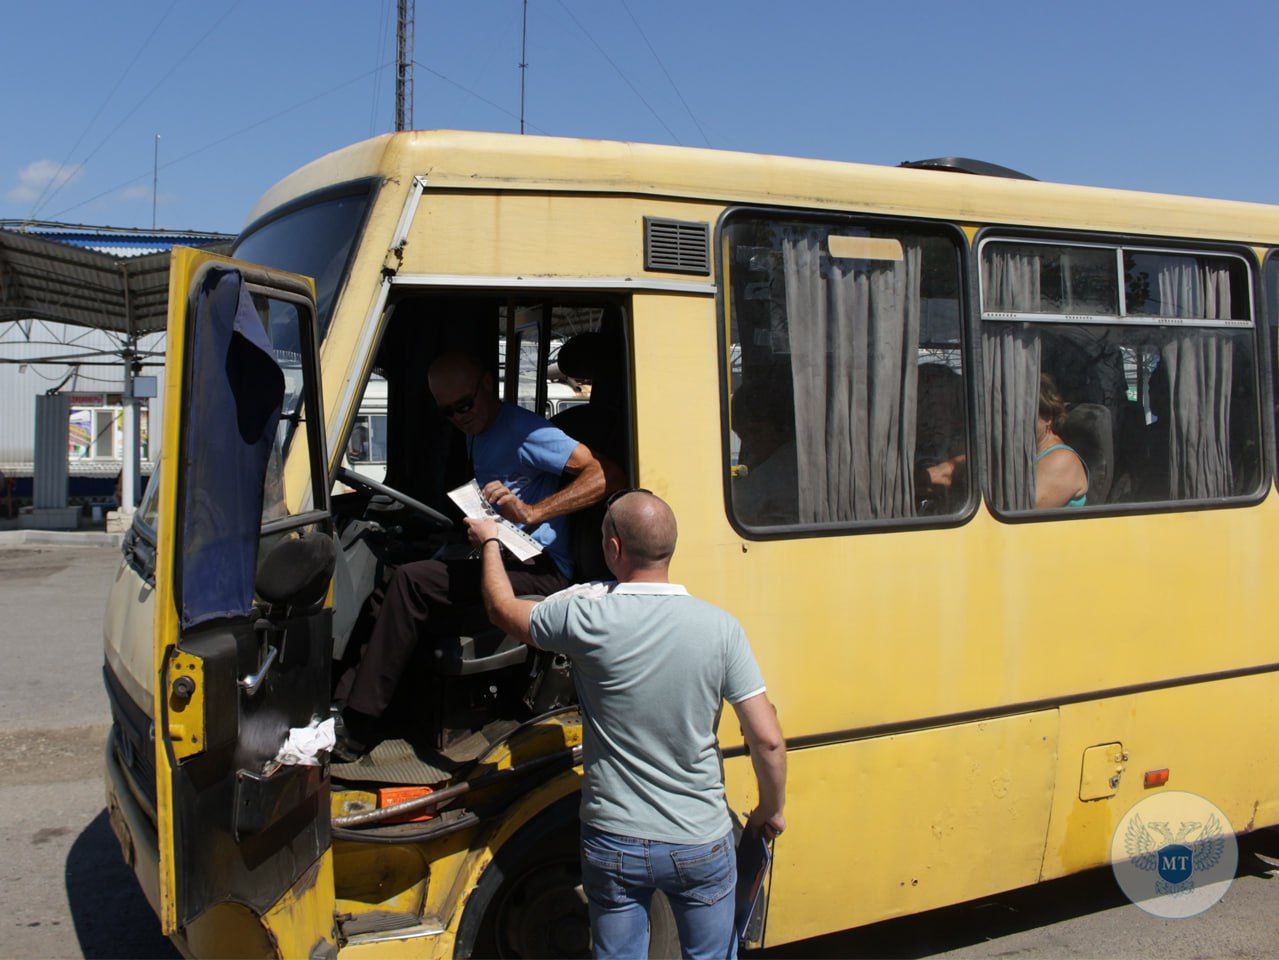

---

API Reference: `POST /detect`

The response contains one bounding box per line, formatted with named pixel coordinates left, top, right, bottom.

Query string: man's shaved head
left=604, top=492, right=678, bottom=570
left=428, top=351, right=486, bottom=393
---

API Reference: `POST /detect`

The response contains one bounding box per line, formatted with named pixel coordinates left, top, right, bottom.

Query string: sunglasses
left=606, top=487, right=653, bottom=509
left=437, top=380, right=483, bottom=419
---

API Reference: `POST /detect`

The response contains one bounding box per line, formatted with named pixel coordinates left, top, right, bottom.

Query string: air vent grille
left=644, top=217, right=710, bottom=275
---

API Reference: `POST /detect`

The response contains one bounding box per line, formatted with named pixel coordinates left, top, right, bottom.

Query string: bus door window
left=253, top=293, right=314, bottom=522
left=347, top=416, right=372, bottom=461
left=502, top=304, right=546, bottom=414
left=723, top=215, right=969, bottom=530
left=980, top=241, right=1262, bottom=511
left=336, top=374, right=389, bottom=494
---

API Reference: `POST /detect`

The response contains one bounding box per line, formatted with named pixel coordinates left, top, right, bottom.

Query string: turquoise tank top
left=1037, top=443, right=1087, bottom=508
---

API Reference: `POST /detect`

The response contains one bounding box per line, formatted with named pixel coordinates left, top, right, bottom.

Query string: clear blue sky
left=2, top=0, right=1276, bottom=235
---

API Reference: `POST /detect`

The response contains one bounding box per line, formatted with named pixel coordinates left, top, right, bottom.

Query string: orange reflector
left=1143, top=768, right=1170, bottom=789
left=377, top=785, right=436, bottom=824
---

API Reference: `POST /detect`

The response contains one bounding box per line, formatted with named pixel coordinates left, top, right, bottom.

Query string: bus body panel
left=399, top=190, right=721, bottom=282
left=250, top=131, right=1279, bottom=248
left=1042, top=671, right=1279, bottom=881
left=756, top=712, right=1058, bottom=944
left=104, top=557, right=158, bottom=719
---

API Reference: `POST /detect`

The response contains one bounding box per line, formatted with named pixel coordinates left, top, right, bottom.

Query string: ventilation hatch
left=644, top=217, right=710, bottom=275
left=899, top=157, right=1036, bottom=181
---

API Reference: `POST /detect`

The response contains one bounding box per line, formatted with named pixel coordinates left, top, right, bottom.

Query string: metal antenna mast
left=395, top=0, right=415, bottom=131
left=519, top=0, right=528, bottom=134
left=151, top=133, right=160, bottom=229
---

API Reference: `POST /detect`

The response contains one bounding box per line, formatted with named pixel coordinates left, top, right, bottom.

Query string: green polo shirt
left=529, top=581, right=767, bottom=844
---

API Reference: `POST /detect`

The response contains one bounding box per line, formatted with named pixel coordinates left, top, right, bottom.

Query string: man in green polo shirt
left=465, top=490, right=786, bottom=960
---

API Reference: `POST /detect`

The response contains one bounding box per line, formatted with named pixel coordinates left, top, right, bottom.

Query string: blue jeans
left=580, top=824, right=738, bottom=960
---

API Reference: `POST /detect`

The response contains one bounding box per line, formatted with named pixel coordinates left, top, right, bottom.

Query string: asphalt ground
left=0, top=543, right=176, bottom=960
left=1, top=541, right=1276, bottom=959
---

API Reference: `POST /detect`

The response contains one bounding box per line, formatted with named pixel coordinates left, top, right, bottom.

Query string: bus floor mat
left=331, top=738, right=457, bottom=785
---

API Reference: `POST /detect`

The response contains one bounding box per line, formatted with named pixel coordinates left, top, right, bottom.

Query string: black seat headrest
left=1059, top=403, right=1114, bottom=504
left=556, top=332, right=607, bottom=381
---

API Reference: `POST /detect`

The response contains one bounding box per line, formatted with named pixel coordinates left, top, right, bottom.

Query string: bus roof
left=246, top=130, right=1279, bottom=247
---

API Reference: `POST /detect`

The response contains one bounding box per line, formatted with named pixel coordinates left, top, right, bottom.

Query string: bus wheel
left=460, top=805, right=679, bottom=958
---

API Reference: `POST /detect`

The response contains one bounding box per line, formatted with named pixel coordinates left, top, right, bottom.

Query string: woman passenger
left=1036, top=374, right=1088, bottom=509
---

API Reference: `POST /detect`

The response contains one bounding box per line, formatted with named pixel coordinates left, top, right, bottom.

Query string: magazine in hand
left=447, top=480, right=543, bottom=562
left=735, top=829, right=772, bottom=943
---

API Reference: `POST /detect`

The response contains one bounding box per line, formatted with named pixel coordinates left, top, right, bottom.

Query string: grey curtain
left=1157, top=260, right=1235, bottom=499
left=981, top=250, right=1042, bottom=510
left=782, top=231, right=922, bottom=522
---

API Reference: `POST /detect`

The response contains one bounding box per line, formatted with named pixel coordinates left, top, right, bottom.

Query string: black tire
left=457, top=797, right=680, bottom=959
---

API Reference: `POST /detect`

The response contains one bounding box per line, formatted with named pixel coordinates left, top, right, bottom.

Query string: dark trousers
left=336, top=553, right=568, bottom=718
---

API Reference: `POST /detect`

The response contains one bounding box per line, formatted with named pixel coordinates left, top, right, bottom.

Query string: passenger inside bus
left=916, top=362, right=969, bottom=513
left=327, top=297, right=629, bottom=765
left=730, top=374, right=798, bottom=527
left=982, top=244, right=1262, bottom=512
left=1035, top=373, right=1089, bottom=509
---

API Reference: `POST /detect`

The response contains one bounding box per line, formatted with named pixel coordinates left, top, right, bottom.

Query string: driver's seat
left=432, top=609, right=539, bottom=675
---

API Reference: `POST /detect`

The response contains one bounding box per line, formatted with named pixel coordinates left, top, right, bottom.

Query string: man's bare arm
left=484, top=444, right=623, bottom=525
left=466, top=519, right=538, bottom=646
left=732, top=692, right=787, bottom=840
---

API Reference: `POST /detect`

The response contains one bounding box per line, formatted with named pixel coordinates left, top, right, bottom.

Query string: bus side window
left=723, top=216, right=969, bottom=531
left=981, top=241, right=1262, bottom=512
left=1265, top=256, right=1279, bottom=470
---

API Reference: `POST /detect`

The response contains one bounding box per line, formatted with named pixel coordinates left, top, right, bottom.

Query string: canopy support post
left=120, top=263, right=140, bottom=514
left=121, top=348, right=140, bottom=511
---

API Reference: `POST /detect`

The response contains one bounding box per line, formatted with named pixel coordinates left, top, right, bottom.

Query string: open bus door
left=150, top=248, right=338, bottom=956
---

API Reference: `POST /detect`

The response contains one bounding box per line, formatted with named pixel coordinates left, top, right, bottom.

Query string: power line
left=34, top=0, right=244, bottom=218
left=617, top=0, right=710, bottom=147
left=412, top=59, right=548, bottom=134
left=49, top=61, right=396, bottom=221
left=553, top=0, right=682, bottom=145
left=26, top=0, right=181, bottom=219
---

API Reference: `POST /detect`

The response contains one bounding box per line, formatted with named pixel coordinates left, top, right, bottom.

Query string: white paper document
left=448, top=480, right=544, bottom=562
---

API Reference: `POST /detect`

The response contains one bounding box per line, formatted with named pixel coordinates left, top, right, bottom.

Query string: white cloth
left=273, top=717, right=336, bottom=766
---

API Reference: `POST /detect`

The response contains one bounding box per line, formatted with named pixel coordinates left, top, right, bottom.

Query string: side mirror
left=255, top=530, right=336, bottom=608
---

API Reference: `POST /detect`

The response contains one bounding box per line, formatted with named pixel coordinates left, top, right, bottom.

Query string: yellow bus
left=102, top=130, right=1279, bottom=958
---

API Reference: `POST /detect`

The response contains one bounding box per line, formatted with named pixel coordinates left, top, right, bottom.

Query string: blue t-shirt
left=471, top=402, right=580, bottom=577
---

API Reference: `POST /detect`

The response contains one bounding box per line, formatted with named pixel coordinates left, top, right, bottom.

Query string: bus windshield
left=231, top=183, right=373, bottom=341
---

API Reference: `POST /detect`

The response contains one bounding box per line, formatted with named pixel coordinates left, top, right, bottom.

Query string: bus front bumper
left=104, top=733, right=168, bottom=940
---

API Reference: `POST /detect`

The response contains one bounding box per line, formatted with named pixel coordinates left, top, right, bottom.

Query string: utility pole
left=395, top=0, right=415, bottom=132
left=151, top=134, right=160, bottom=229
left=519, top=0, right=528, bottom=134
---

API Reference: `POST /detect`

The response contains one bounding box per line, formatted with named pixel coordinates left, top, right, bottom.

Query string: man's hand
left=467, top=516, right=538, bottom=647
left=732, top=692, right=786, bottom=847
left=482, top=481, right=539, bottom=525
left=464, top=516, right=502, bottom=548
left=746, top=807, right=786, bottom=841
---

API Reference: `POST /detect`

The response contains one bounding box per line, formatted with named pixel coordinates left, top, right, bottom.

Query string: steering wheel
left=334, top=468, right=455, bottom=530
